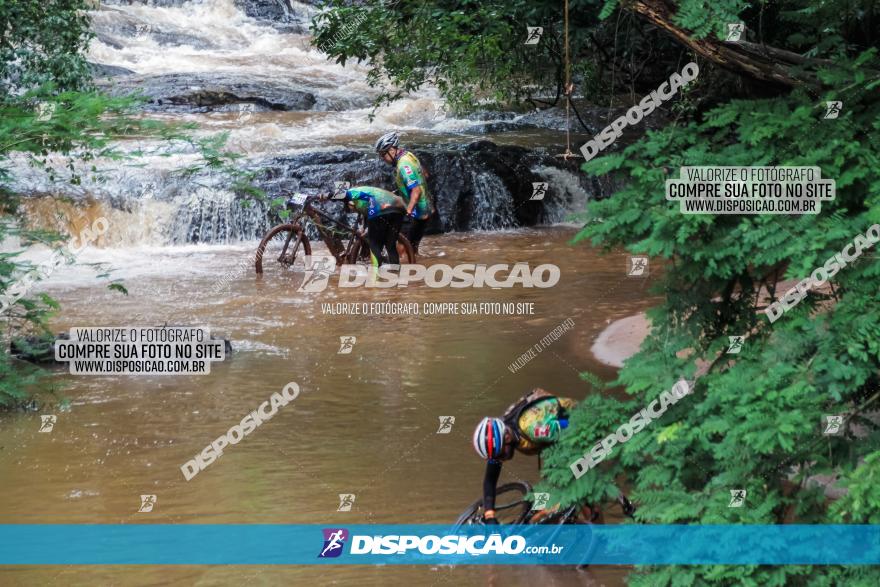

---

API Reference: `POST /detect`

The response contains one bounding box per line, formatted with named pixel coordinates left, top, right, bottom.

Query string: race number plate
left=289, top=193, right=308, bottom=206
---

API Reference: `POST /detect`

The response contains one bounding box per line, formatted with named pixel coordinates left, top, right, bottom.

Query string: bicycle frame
left=286, top=196, right=365, bottom=264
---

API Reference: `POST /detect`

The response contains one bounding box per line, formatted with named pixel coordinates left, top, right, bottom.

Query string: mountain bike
left=453, top=480, right=635, bottom=527
left=254, top=192, right=416, bottom=276
left=454, top=481, right=635, bottom=568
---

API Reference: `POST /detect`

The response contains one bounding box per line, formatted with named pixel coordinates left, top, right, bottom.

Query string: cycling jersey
left=345, top=186, right=406, bottom=218
left=393, top=150, right=433, bottom=220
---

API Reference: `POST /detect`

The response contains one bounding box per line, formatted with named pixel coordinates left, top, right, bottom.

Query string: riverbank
left=590, top=313, right=650, bottom=368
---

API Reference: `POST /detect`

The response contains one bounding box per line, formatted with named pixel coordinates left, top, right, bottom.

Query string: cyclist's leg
left=384, top=212, right=404, bottom=265
left=406, top=217, right=427, bottom=254
left=365, top=216, right=387, bottom=266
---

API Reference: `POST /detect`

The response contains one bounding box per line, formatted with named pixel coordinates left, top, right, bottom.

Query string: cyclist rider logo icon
left=531, top=492, right=551, bottom=510
left=437, top=416, right=455, bottom=433
left=728, top=490, right=746, bottom=508
left=726, top=23, right=745, bottom=42
left=298, top=255, right=337, bottom=293
left=338, top=336, right=356, bottom=354
left=39, top=415, right=57, bottom=432
left=824, top=101, right=843, bottom=119
left=525, top=26, right=543, bottom=45
left=823, top=415, right=845, bottom=436
left=727, top=336, right=744, bottom=354
left=338, top=494, right=356, bottom=512
left=628, top=256, right=649, bottom=277
left=138, top=495, right=157, bottom=513
left=333, top=181, right=351, bottom=199
left=530, top=182, right=548, bottom=201
left=318, top=528, right=349, bottom=558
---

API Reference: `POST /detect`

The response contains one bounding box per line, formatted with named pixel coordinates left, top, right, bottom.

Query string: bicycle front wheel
left=255, top=223, right=311, bottom=276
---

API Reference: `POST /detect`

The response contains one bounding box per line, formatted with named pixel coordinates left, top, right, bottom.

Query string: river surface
left=0, top=228, right=656, bottom=586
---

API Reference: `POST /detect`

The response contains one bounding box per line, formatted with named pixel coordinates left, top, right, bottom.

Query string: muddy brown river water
left=0, top=228, right=658, bottom=586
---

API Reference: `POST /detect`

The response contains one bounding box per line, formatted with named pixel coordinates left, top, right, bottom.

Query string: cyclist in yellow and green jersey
left=375, top=132, right=435, bottom=254
left=472, top=388, right=636, bottom=524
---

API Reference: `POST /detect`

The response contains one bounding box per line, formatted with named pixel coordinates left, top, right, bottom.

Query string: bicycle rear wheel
left=254, top=223, right=311, bottom=275
left=453, top=481, right=533, bottom=527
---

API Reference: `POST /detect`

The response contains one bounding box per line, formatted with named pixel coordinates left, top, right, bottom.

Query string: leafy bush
left=537, top=47, right=880, bottom=587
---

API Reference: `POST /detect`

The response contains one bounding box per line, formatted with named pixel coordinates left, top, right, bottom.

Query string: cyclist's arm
left=405, top=185, right=421, bottom=216
left=482, top=460, right=502, bottom=517
left=397, top=164, right=422, bottom=216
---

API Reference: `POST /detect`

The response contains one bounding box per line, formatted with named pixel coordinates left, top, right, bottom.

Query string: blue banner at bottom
left=1, top=524, right=878, bottom=565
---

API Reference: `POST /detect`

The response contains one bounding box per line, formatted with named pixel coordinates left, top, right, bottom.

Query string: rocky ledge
left=97, top=72, right=320, bottom=112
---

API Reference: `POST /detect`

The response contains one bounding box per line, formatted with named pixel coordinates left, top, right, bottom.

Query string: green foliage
left=0, top=343, right=45, bottom=408
left=0, top=212, right=59, bottom=407
left=312, top=0, right=879, bottom=115
left=0, top=0, right=94, bottom=94
left=534, top=37, right=880, bottom=587
left=107, top=283, right=128, bottom=296
left=311, top=0, right=679, bottom=112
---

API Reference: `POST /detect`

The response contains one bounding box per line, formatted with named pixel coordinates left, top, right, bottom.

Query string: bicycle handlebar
left=284, top=191, right=339, bottom=208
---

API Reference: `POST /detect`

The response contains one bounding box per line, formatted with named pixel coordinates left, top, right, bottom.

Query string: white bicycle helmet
left=473, top=417, right=507, bottom=460
left=374, top=131, right=400, bottom=153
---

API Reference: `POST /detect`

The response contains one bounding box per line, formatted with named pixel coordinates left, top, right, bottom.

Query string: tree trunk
left=627, top=0, right=822, bottom=90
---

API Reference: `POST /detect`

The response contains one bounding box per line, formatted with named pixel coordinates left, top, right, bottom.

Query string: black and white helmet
left=374, top=131, right=400, bottom=153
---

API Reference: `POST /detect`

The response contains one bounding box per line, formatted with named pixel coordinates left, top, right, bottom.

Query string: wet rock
left=516, top=107, right=588, bottom=132
left=89, top=62, right=136, bottom=78
left=150, top=30, right=220, bottom=49
left=237, top=0, right=293, bottom=20
left=92, top=15, right=219, bottom=51
left=248, top=141, right=595, bottom=234
left=10, top=137, right=612, bottom=244
left=93, top=32, right=126, bottom=50
left=97, top=72, right=318, bottom=112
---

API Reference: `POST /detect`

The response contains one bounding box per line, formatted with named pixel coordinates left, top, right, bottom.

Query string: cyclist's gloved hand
left=558, top=418, right=569, bottom=429
left=483, top=516, right=499, bottom=525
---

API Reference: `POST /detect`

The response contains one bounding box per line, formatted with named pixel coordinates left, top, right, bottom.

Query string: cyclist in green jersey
left=375, top=132, right=435, bottom=254
left=342, top=186, right=406, bottom=266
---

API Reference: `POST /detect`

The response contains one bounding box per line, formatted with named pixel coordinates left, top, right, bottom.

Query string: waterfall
left=8, top=0, right=593, bottom=246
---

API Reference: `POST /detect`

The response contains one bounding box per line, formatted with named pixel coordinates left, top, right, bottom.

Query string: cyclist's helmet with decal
left=473, top=417, right=507, bottom=460
left=374, top=131, right=400, bottom=153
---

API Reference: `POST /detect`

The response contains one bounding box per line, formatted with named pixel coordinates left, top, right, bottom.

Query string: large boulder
left=234, top=0, right=311, bottom=33
left=89, top=62, right=136, bottom=78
